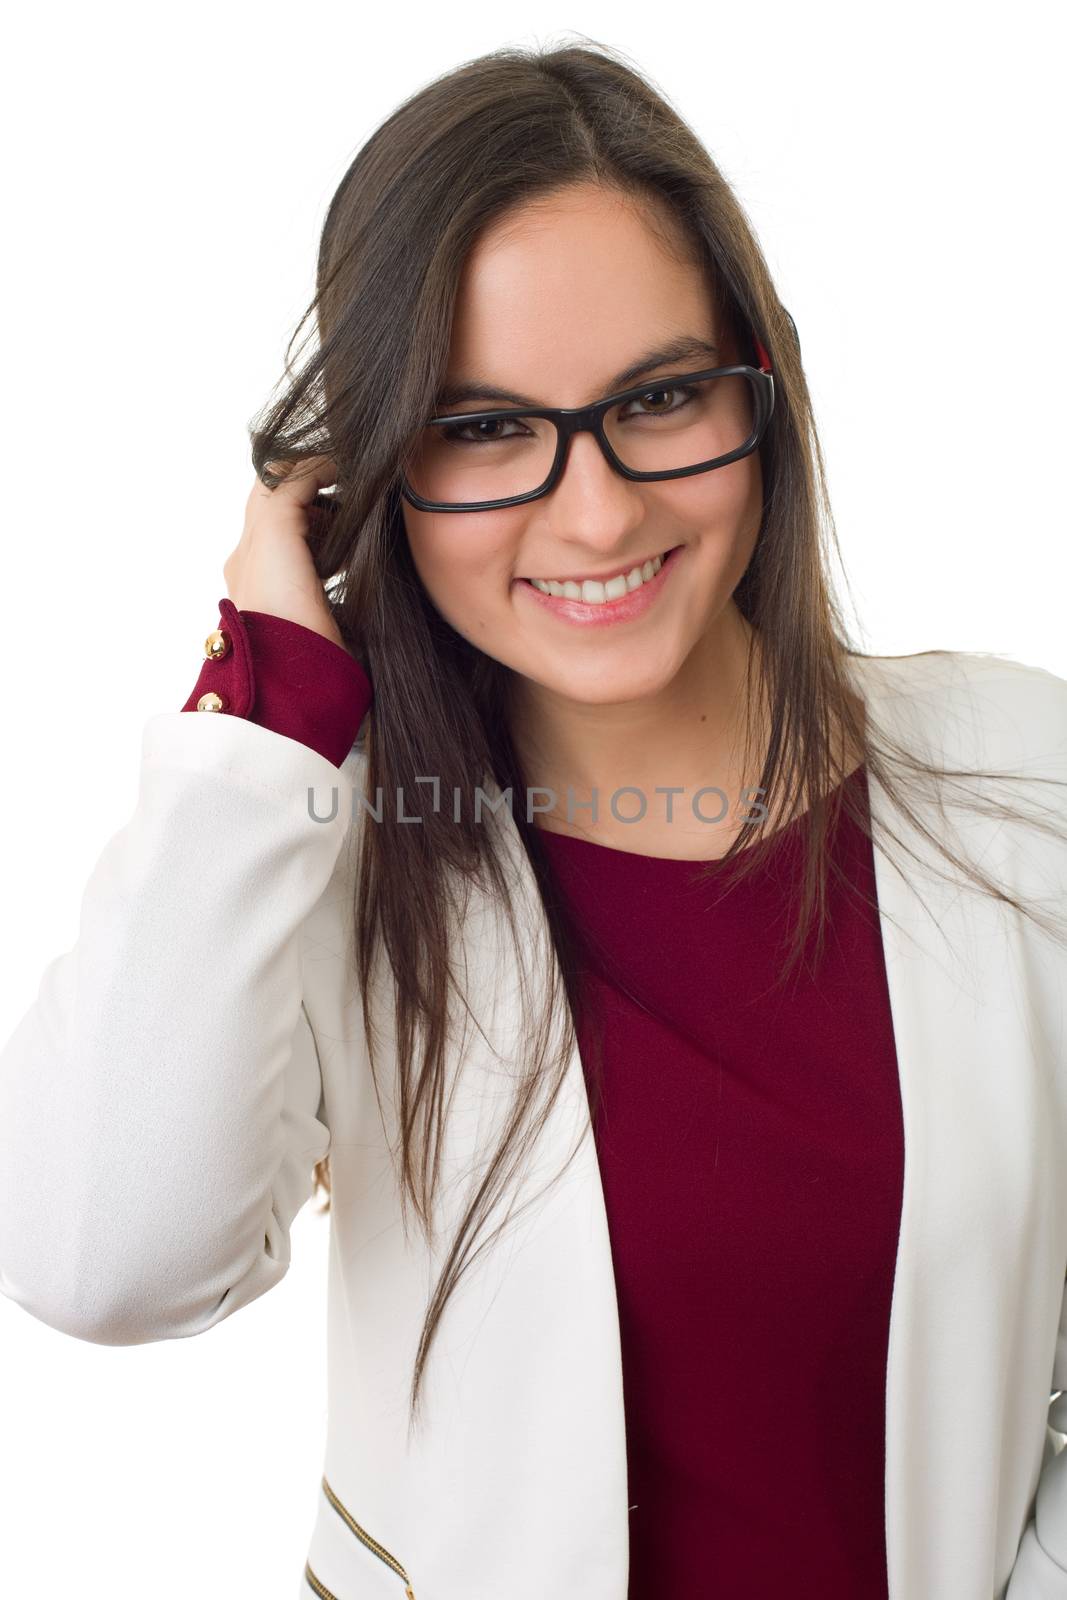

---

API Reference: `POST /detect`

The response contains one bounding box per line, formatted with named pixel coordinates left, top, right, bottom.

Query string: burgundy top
left=181, top=600, right=904, bottom=1596
left=537, top=776, right=901, bottom=1597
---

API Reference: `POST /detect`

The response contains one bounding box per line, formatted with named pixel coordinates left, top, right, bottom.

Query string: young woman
left=2, top=39, right=1066, bottom=1600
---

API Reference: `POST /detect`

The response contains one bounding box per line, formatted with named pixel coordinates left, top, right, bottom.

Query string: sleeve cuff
left=180, top=599, right=373, bottom=768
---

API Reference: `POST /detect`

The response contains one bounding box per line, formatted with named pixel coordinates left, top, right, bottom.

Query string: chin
left=549, top=657, right=682, bottom=705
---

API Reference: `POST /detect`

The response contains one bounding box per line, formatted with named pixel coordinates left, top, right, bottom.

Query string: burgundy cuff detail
left=180, top=600, right=373, bottom=767
left=239, top=609, right=373, bottom=769
left=180, top=598, right=255, bottom=717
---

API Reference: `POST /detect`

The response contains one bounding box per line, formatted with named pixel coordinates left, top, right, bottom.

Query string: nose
left=539, top=424, right=645, bottom=535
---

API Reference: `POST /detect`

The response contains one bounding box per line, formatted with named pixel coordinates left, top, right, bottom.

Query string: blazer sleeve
left=1006, top=1294, right=1067, bottom=1594
left=0, top=700, right=368, bottom=1346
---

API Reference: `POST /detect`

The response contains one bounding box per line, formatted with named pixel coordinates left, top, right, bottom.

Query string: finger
left=263, top=455, right=338, bottom=502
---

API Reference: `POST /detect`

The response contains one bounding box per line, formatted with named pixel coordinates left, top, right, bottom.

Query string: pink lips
left=514, top=545, right=685, bottom=627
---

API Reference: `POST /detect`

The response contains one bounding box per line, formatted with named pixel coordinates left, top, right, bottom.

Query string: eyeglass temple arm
left=751, top=307, right=801, bottom=374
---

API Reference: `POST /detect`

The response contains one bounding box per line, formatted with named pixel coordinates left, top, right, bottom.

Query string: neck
left=507, top=604, right=771, bottom=850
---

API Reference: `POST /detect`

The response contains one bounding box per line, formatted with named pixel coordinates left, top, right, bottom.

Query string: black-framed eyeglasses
left=400, top=329, right=777, bottom=514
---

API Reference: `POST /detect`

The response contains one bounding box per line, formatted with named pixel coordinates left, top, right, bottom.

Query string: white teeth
left=529, top=551, right=666, bottom=603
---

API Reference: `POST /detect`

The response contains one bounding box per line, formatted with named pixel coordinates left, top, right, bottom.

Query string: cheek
left=405, top=517, right=517, bottom=641
left=650, top=451, right=763, bottom=542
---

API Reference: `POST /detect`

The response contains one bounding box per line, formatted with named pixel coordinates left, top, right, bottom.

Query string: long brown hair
left=248, top=36, right=1067, bottom=1427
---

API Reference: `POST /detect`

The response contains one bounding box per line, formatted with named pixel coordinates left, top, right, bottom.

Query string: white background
left=1, top=2, right=1063, bottom=1595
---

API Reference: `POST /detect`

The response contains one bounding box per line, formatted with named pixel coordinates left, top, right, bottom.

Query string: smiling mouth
left=521, top=546, right=681, bottom=605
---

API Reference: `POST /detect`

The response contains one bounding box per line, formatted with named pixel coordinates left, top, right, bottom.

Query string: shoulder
left=848, top=645, right=1066, bottom=701
left=851, top=650, right=1067, bottom=920
left=847, top=648, right=1067, bottom=776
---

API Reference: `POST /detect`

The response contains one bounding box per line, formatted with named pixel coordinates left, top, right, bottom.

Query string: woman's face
left=401, top=182, right=764, bottom=709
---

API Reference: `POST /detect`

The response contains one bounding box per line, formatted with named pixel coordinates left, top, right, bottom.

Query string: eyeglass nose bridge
left=545, top=399, right=627, bottom=484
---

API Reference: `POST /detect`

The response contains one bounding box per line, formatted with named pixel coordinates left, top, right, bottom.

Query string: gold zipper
left=304, top=1473, right=417, bottom=1599
left=304, top=1561, right=340, bottom=1600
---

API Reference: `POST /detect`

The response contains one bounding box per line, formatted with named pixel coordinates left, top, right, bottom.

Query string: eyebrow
left=433, top=334, right=722, bottom=412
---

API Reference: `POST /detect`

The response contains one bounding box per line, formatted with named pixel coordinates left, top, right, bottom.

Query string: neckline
left=534, top=760, right=868, bottom=867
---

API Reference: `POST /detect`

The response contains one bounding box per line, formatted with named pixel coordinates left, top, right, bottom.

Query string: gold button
left=196, top=691, right=226, bottom=712
left=204, top=628, right=231, bottom=661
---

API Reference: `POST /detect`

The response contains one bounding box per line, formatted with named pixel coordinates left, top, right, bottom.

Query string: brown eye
left=440, top=416, right=531, bottom=445
left=619, top=384, right=695, bottom=421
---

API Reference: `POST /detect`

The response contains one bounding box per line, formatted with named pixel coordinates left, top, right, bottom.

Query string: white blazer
left=2, top=648, right=1066, bottom=1600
